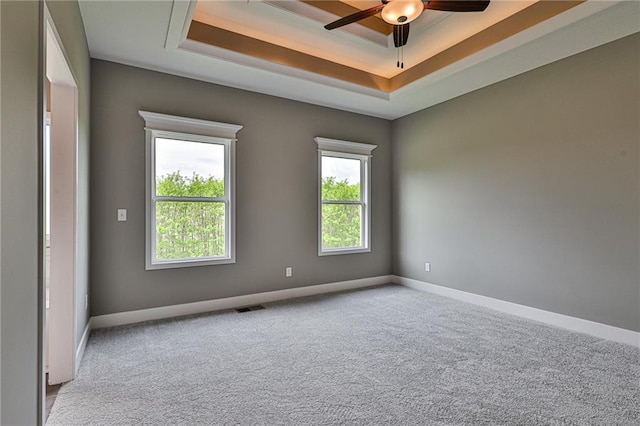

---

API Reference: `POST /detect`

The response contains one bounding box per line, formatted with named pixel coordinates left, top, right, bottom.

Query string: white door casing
left=45, top=11, right=78, bottom=386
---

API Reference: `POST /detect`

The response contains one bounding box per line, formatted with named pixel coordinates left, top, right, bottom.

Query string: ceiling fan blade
left=424, top=1, right=490, bottom=12
left=393, top=23, right=410, bottom=48
left=324, top=5, right=385, bottom=30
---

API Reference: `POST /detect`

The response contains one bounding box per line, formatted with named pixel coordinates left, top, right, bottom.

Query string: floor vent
left=235, top=305, right=265, bottom=313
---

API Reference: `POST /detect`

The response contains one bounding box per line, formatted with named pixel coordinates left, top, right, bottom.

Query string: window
left=139, top=111, right=242, bottom=269
left=315, top=137, right=376, bottom=256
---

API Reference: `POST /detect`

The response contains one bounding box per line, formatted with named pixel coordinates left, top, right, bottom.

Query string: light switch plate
left=117, top=208, right=127, bottom=222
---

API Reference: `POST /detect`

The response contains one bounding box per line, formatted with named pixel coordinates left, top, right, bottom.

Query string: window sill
left=146, top=257, right=235, bottom=270
left=318, top=247, right=371, bottom=257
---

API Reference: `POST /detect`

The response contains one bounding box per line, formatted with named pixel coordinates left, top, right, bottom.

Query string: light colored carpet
left=47, top=285, right=639, bottom=425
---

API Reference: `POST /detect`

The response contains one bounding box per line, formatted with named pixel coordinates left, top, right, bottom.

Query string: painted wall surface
left=392, top=33, right=640, bottom=332
left=90, top=60, right=392, bottom=316
left=1, top=2, right=40, bottom=424
left=47, top=0, right=91, bottom=350
left=0, top=1, right=90, bottom=422
left=0, top=1, right=3, bottom=418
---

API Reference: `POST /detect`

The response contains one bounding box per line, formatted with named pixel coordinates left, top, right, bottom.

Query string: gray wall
left=90, top=60, right=392, bottom=316
left=392, top=33, right=640, bottom=332
left=1, top=2, right=40, bottom=424
left=47, top=0, right=91, bottom=353
left=1, top=3, right=3, bottom=419
left=0, top=1, right=90, bottom=423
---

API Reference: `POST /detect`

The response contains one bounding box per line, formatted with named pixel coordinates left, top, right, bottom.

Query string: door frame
left=42, top=1, right=78, bottom=394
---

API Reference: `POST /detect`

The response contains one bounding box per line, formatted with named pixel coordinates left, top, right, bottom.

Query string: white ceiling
left=78, top=0, right=640, bottom=119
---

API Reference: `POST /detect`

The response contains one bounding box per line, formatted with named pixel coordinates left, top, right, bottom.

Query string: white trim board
left=393, top=276, right=640, bottom=348
left=91, top=275, right=393, bottom=329
left=138, top=110, right=242, bottom=139
left=75, top=318, right=92, bottom=376
left=314, top=137, right=377, bottom=156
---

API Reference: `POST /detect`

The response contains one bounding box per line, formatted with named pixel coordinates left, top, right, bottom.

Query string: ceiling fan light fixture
left=381, top=0, right=424, bottom=25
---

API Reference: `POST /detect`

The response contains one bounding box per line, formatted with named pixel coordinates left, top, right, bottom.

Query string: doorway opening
left=43, top=9, right=79, bottom=422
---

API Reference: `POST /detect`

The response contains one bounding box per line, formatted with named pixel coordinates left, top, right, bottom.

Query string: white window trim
left=139, top=111, right=242, bottom=270
left=315, top=137, right=376, bottom=256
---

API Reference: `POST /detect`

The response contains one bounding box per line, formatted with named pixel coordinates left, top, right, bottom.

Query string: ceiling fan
left=324, top=0, right=490, bottom=67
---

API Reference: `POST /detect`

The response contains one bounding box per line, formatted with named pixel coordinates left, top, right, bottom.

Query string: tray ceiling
left=78, top=0, right=640, bottom=118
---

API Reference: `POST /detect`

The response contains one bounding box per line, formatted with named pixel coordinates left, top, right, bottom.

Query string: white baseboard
left=88, top=274, right=638, bottom=347
left=393, top=275, right=640, bottom=348
left=75, top=318, right=92, bottom=376
left=91, top=275, right=393, bottom=329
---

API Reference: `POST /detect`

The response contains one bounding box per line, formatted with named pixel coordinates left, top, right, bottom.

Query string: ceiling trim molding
left=179, top=37, right=391, bottom=100
left=185, top=1, right=585, bottom=94
left=247, top=1, right=390, bottom=47
left=79, top=0, right=639, bottom=119
left=165, top=0, right=197, bottom=50
left=390, top=0, right=585, bottom=90
left=300, top=0, right=393, bottom=35
left=187, top=20, right=392, bottom=92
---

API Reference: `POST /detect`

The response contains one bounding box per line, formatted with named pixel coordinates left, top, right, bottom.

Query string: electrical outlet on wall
left=286, top=267, right=292, bottom=277
left=425, top=263, right=431, bottom=272
left=85, top=294, right=89, bottom=309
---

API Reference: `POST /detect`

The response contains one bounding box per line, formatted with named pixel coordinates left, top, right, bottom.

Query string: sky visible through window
left=323, top=156, right=360, bottom=184
left=155, top=138, right=224, bottom=180
left=155, top=139, right=360, bottom=185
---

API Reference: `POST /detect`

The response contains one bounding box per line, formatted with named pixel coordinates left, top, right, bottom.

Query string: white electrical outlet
left=85, top=294, right=89, bottom=309
left=117, top=208, right=127, bottom=222
left=425, top=263, right=431, bottom=272
left=286, top=267, right=292, bottom=277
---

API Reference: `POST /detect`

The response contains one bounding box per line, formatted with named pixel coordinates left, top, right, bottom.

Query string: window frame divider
left=154, top=196, right=227, bottom=203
